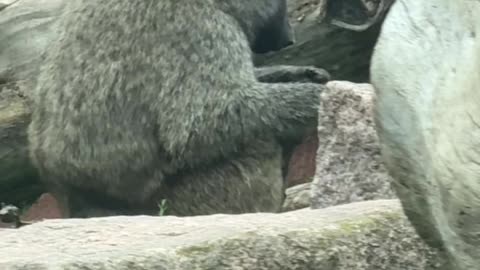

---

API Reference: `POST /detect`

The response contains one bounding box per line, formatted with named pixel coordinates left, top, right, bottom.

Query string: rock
left=371, top=0, right=480, bottom=269
left=0, top=0, right=65, bottom=206
left=0, top=81, right=43, bottom=206
left=0, top=0, right=66, bottom=84
left=0, top=203, right=20, bottom=228
left=285, top=133, right=318, bottom=187
left=282, top=182, right=311, bottom=211
left=0, top=200, right=446, bottom=269
left=0, top=192, right=67, bottom=228
left=311, top=81, right=395, bottom=209
left=21, top=193, right=62, bottom=221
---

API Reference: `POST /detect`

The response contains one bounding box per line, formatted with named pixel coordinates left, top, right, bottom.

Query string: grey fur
left=28, top=0, right=328, bottom=218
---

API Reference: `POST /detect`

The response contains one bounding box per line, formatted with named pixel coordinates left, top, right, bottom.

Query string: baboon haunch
left=28, top=0, right=329, bottom=218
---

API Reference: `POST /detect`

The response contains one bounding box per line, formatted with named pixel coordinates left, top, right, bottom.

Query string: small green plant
left=158, top=199, right=168, bottom=216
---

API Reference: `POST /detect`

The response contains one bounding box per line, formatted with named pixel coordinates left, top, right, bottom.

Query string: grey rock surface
left=282, top=182, right=311, bottom=212
left=0, top=200, right=446, bottom=270
left=371, top=0, right=480, bottom=269
left=0, top=0, right=65, bottom=85
left=311, top=81, right=395, bottom=209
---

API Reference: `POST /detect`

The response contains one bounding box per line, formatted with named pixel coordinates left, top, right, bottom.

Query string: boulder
left=0, top=200, right=446, bottom=270
left=0, top=0, right=65, bottom=206
left=0, top=81, right=41, bottom=206
left=311, top=81, right=395, bottom=209
left=371, top=0, right=480, bottom=269
left=0, top=0, right=66, bottom=84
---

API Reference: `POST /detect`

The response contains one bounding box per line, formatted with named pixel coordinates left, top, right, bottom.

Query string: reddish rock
left=285, top=133, right=318, bottom=187
left=21, top=193, right=63, bottom=221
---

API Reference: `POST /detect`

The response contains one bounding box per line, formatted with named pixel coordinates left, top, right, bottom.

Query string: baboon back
left=28, top=0, right=323, bottom=217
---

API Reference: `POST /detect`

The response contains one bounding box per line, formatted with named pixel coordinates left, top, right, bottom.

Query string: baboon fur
left=28, top=0, right=329, bottom=218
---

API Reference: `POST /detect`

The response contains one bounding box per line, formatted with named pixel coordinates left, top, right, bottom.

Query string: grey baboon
left=28, top=0, right=329, bottom=218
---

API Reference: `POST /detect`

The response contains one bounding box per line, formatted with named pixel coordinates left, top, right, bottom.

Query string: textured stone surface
left=371, top=0, right=480, bottom=269
left=282, top=182, right=311, bottom=212
left=0, top=200, right=445, bottom=270
left=21, top=193, right=62, bottom=221
left=285, top=133, right=318, bottom=187
left=311, top=81, right=395, bottom=209
left=0, top=0, right=66, bottom=83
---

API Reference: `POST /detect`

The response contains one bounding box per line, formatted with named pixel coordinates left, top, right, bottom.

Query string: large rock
left=0, top=200, right=446, bottom=269
left=371, top=0, right=480, bottom=269
left=311, top=81, right=395, bottom=209
left=0, top=0, right=66, bottom=84
left=0, top=0, right=65, bottom=206
left=0, top=81, right=41, bottom=206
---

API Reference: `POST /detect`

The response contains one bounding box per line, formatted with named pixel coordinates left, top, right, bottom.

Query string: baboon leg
left=254, top=65, right=330, bottom=84
left=67, top=202, right=124, bottom=218
left=253, top=65, right=328, bottom=184
left=160, top=144, right=285, bottom=216
left=49, top=183, right=156, bottom=218
left=53, top=189, right=121, bottom=218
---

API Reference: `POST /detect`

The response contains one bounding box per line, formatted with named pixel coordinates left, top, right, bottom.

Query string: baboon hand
left=292, top=66, right=330, bottom=84
left=255, top=65, right=330, bottom=84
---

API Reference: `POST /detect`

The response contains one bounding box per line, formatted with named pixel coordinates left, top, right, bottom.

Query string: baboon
left=28, top=0, right=330, bottom=218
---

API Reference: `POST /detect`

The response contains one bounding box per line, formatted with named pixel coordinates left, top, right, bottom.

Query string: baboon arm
left=159, top=82, right=325, bottom=167
left=254, top=65, right=330, bottom=83
left=250, top=82, right=324, bottom=136
left=255, top=65, right=297, bottom=82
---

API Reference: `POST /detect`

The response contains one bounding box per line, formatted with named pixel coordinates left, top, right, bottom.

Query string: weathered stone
left=0, top=0, right=64, bottom=206
left=285, top=133, right=318, bottom=187
left=0, top=0, right=66, bottom=84
left=311, top=81, right=395, bottom=209
left=0, top=81, right=41, bottom=206
left=21, top=193, right=62, bottom=221
left=282, top=182, right=311, bottom=212
left=371, top=1, right=480, bottom=269
left=0, top=200, right=446, bottom=270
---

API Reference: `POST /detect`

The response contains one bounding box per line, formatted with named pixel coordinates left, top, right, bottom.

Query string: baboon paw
left=300, top=66, right=331, bottom=84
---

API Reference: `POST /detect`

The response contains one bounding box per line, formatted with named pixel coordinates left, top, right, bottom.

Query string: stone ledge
left=0, top=200, right=446, bottom=270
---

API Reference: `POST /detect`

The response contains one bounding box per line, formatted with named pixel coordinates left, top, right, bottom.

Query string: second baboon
left=28, top=0, right=329, bottom=218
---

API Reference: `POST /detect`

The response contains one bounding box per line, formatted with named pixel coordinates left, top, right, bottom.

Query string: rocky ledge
left=0, top=200, right=446, bottom=270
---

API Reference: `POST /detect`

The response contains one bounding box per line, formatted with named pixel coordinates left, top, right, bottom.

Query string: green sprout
left=158, top=199, right=168, bottom=216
